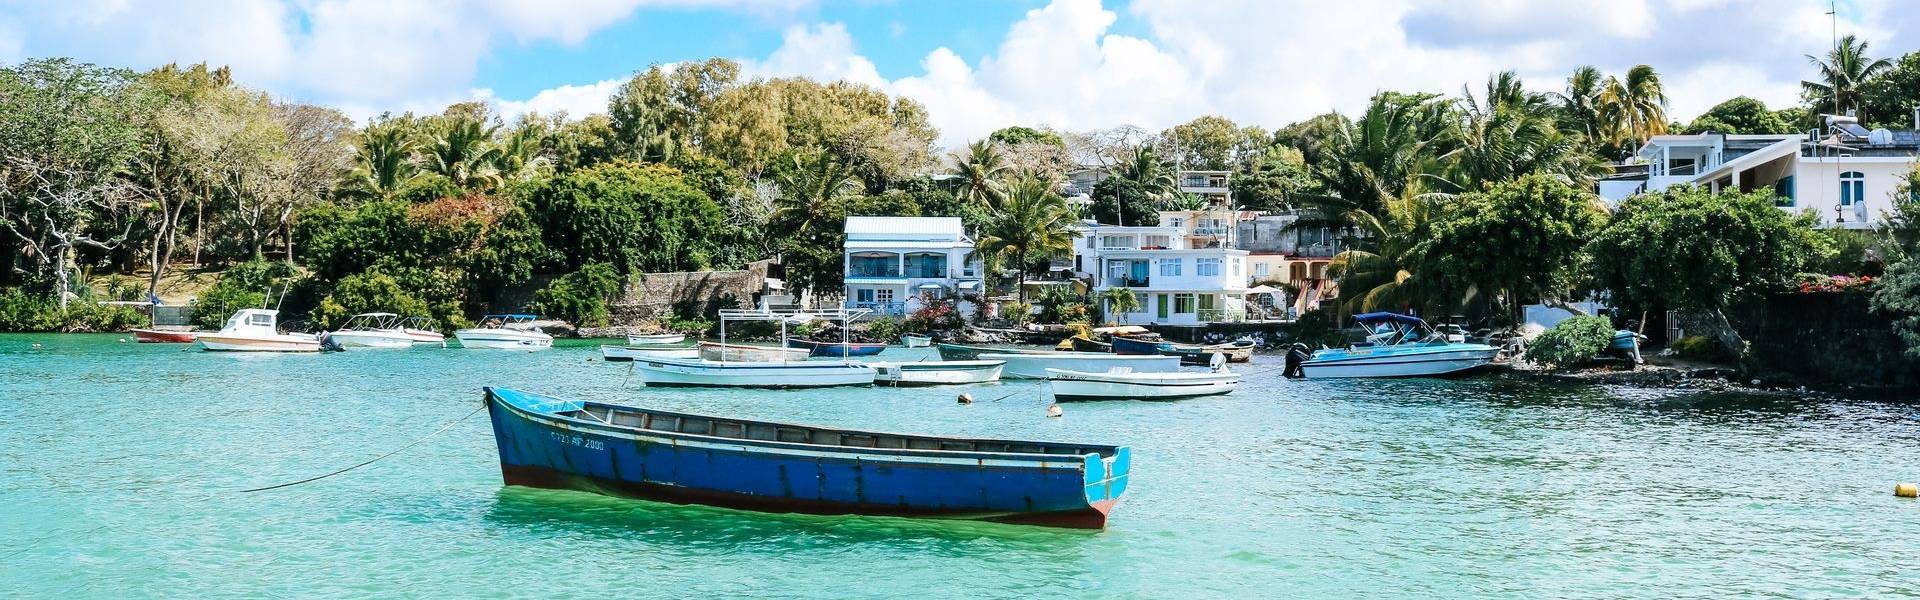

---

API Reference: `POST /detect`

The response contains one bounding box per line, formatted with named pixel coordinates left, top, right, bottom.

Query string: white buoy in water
left=1046, top=404, right=1063, bottom=418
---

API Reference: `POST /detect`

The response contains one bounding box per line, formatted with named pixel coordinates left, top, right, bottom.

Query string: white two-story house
left=1598, top=114, right=1920, bottom=228
left=1071, top=222, right=1249, bottom=325
left=843, top=216, right=983, bottom=316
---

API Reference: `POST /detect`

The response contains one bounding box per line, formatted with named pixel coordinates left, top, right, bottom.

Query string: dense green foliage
left=525, top=162, right=725, bottom=274
left=533, top=263, right=624, bottom=328
left=1682, top=97, right=1792, bottom=134
left=0, top=289, right=143, bottom=332
left=191, top=260, right=298, bottom=329
left=1525, top=315, right=1615, bottom=368
left=1416, top=175, right=1607, bottom=313
left=1090, top=177, right=1161, bottom=226
left=311, top=271, right=433, bottom=330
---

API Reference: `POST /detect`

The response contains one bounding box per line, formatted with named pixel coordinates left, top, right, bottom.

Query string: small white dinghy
left=869, top=360, right=1004, bottom=386
left=600, top=345, right=700, bottom=361
left=627, top=333, right=686, bottom=345
left=1045, top=361, right=1239, bottom=401
left=900, top=333, right=932, bottom=348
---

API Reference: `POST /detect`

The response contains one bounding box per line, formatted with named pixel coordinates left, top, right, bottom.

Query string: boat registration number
left=551, top=432, right=606, bottom=451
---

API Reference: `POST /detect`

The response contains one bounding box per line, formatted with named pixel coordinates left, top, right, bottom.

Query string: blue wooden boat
left=1110, top=335, right=1175, bottom=355
left=785, top=338, right=888, bottom=357
left=484, top=387, right=1131, bottom=528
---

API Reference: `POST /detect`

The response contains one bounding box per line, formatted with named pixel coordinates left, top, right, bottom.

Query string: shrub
left=665, top=316, right=713, bottom=335
left=904, top=297, right=965, bottom=333
left=1526, top=315, right=1615, bottom=368
left=311, top=271, right=432, bottom=330
left=864, top=316, right=903, bottom=342
left=0, top=290, right=144, bottom=332
left=533, top=263, right=624, bottom=327
left=1671, top=335, right=1729, bottom=362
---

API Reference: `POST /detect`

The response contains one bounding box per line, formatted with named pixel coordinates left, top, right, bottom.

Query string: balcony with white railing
left=1193, top=226, right=1229, bottom=237
left=848, top=301, right=908, bottom=316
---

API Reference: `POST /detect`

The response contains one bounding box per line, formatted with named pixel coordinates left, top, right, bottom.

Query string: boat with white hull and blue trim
left=629, top=308, right=877, bottom=388
left=1301, top=312, right=1499, bottom=378
left=484, top=387, right=1131, bottom=528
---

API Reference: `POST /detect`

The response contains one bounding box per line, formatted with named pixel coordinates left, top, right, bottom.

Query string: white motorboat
left=454, top=314, right=553, bottom=350
left=697, top=341, right=807, bottom=363
left=600, top=345, right=700, bottom=361
left=198, top=309, right=321, bottom=352
left=1301, top=312, right=1499, bottom=378
left=627, top=333, right=686, bottom=345
left=325, top=313, right=415, bottom=349
left=398, top=316, right=446, bottom=346
left=900, top=333, right=932, bottom=348
left=630, top=356, right=876, bottom=388
left=869, top=360, right=1004, bottom=386
left=1045, top=367, right=1239, bottom=401
left=979, top=352, right=1182, bottom=379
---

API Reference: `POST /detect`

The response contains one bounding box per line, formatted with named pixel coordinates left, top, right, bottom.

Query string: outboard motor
left=1283, top=343, right=1310, bottom=378
left=318, top=332, right=345, bottom=353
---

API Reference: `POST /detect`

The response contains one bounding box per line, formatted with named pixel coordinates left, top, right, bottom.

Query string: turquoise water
left=3, top=333, right=1918, bottom=598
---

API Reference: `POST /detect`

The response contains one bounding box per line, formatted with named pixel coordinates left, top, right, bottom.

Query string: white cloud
left=742, top=22, right=886, bottom=87
left=479, top=77, right=627, bottom=121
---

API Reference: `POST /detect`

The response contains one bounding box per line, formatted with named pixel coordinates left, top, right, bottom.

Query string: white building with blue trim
left=842, top=216, right=983, bottom=317
left=1069, top=223, right=1249, bottom=325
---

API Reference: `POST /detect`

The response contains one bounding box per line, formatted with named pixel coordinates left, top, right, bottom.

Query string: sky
left=1, top=0, right=1915, bottom=146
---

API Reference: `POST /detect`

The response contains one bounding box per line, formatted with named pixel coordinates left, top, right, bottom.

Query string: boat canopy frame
left=1351, top=312, right=1439, bottom=347
left=716, top=307, right=872, bottom=365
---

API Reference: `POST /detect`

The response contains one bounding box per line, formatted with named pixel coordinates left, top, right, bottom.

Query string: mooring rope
left=239, top=404, right=485, bottom=493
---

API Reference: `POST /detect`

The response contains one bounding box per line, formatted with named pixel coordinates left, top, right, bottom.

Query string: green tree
left=1415, top=175, right=1607, bottom=315
left=341, top=117, right=420, bottom=201
left=1159, top=115, right=1248, bottom=170
left=1587, top=187, right=1829, bottom=360
left=948, top=140, right=1008, bottom=208
left=533, top=262, right=624, bottom=327
left=1327, top=192, right=1444, bottom=312
left=1803, top=34, right=1893, bottom=118
left=0, top=58, right=150, bottom=307
left=526, top=161, right=726, bottom=276
left=1861, top=51, right=1920, bottom=129
left=974, top=176, right=1076, bottom=303
left=770, top=150, right=862, bottom=295
left=1305, top=91, right=1456, bottom=222
left=1096, top=287, right=1141, bottom=324
left=1231, top=145, right=1313, bottom=210
left=1447, top=71, right=1604, bottom=192
left=1090, top=176, right=1160, bottom=226
left=1597, top=65, right=1669, bottom=151
left=1682, top=96, right=1792, bottom=134
left=422, top=113, right=503, bottom=191
left=311, top=270, right=431, bottom=329
left=988, top=126, right=1063, bottom=148
left=1550, top=66, right=1606, bottom=143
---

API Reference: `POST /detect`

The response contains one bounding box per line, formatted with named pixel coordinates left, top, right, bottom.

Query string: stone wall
left=606, top=260, right=774, bottom=324
left=1732, top=291, right=1920, bottom=389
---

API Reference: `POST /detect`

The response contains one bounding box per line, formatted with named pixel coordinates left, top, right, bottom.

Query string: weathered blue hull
left=1110, top=336, right=1174, bottom=355
left=484, top=387, right=1130, bottom=528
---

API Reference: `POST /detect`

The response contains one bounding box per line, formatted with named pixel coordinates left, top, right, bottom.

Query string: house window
left=1101, top=235, right=1132, bottom=248
left=1133, top=292, right=1148, bottom=312
left=1156, top=294, right=1170, bottom=319
left=1254, top=263, right=1269, bottom=277
left=1840, top=171, right=1865, bottom=206
left=1173, top=293, right=1196, bottom=314
left=1773, top=176, right=1795, bottom=207
left=1168, top=217, right=1186, bottom=228
left=1198, top=294, right=1217, bottom=311
left=1231, top=258, right=1242, bottom=278
left=1144, top=235, right=1171, bottom=248
left=1159, top=259, right=1183, bottom=277
left=849, top=252, right=900, bottom=278
left=856, top=289, right=875, bottom=303
left=1196, top=258, right=1221, bottom=277
left=248, top=314, right=272, bottom=326
left=876, top=288, right=894, bottom=304
left=905, top=253, right=946, bottom=278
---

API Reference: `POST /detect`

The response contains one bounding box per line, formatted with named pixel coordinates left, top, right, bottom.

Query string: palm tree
left=1116, top=146, right=1179, bottom=200
left=341, top=122, right=418, bottom=200
left=1163, top=192, right=1208, bottom=211
left=770, top=150, right=862, bottom=295
left=1549, top=66, right=1606, bottom=142
left=1449, top=73, right=1607, bottom=191
left=1803, top=34, right=1893, bottom=117
left=1296, top=91, right=1455, bottom=224
left=424, top=116, right=504, bottom=191
left=1097, top=287, right=1141, bottom=324
left=949, top=140, right=1008, bottom=207
left=1597, top=65, right=1668, bottom=150
left=973, top=175, right=1077, bottom=303
left=491, top=121, right=550, bottom=183
left=1327, top=190, right=1447, bottom=313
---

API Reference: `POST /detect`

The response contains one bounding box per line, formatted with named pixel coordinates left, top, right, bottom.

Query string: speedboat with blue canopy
left=1300, top=312, right=1499, bottom=378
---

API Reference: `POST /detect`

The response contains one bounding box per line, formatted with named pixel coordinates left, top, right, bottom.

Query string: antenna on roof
left=1827, top=0, right=1840, bottom=116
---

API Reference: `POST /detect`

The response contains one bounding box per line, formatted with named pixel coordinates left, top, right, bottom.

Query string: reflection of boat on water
left=483, top=386, right=1130, bottom=528
left=870, top=360, right=1004, bottom=386
left=1301, top=312, right=1498, bottom=378
left=1046, top=366, right=1240, bottom=401
left=455, top=314, right=553, bottom=350
left=982, top=352, right=1181, bottom=379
